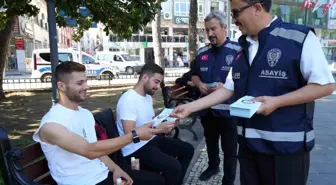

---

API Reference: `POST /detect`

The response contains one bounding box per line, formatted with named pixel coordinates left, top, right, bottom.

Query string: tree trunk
left=188, top=0, right=198, bottom=64
left=152, top=5, right=164, bottom=68
left=0, top=17, right=16, bottom=100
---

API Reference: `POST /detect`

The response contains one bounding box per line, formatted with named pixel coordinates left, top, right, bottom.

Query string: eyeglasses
left=231, top=2, right=262, bottom=19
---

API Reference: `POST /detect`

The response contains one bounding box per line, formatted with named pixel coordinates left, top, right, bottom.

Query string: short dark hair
left=231, top=0, right=272, bottom=12
left=55, top=61, right=86, bottom=83
left=139, top=63, right=164, bottom=78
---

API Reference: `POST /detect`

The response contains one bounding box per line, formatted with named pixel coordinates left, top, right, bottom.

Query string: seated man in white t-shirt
left=32, top=61, right=157, bottom=185
left=116, top=63, right=195, bottom=185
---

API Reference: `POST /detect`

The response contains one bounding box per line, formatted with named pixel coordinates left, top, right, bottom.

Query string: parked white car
left=31, top=49, right=119, bottom=82
left=95, top=52, right=144, bottom=74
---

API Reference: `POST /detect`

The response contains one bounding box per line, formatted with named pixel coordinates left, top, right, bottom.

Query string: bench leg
left=187, top=128, right=198, bottom=141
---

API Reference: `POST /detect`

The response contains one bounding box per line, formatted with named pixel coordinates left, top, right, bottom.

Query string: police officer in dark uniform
left=171, top=0, right=335, bottom=184
left=191, top=11, right=240, bottom=185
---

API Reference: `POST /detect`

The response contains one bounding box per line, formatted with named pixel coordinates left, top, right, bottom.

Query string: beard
left=144, top=82, right=157, bottom=96
left=65, top=88, right=88, bottom=103
left=209, top=36, right=217, bottom=46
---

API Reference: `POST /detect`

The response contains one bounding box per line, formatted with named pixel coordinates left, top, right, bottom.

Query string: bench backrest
left=161, top=83, right=190, bottom=108
left=17, top=143, right=56, bottom=184
left=93, top=108, right=129, bottom=170
left=0, top=127, right=56, bottom=185
left=169, top=84, right=189, bottom=99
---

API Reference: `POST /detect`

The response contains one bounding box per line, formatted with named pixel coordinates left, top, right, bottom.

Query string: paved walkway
left=184, top=91, right=336, bottom=185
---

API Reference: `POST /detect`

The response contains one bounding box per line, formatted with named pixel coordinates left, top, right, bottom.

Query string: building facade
left=97, top=0, right=231, bottom=64
left=271, top=0, right=336, bottom=66
left=8, top=0, right=74, bottom=72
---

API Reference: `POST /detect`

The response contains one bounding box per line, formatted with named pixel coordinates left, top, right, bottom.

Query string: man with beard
left=32, top=61, right=160, bottom=185
left=191, top=11, right=240, bottom=185
left=170, top=0, right=335, bottom=184
left=116, top=63, right=195, bottom=185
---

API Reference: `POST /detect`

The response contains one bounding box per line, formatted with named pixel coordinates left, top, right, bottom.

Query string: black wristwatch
left=131, top=130, right=140, bottom=143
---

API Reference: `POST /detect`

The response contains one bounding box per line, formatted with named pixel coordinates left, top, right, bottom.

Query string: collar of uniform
left=246, top=16, right=278, bottom=43
left=212, top=37, right=230, bottom=51
left=214, top=37, right=230, bottom=48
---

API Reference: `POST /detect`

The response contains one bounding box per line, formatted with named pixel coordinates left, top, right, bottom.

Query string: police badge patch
left=267, top=48, right=282, bottom=67
left=226, top=55, right=234, bottom=65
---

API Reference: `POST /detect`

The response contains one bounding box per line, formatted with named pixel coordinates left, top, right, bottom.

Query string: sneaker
left=199, top=166, right=220, bottom=181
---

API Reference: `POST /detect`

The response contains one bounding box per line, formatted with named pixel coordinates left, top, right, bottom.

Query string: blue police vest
left=194, top=39, right=240, bottom=117
left=232, top=18, right=315, bottom=155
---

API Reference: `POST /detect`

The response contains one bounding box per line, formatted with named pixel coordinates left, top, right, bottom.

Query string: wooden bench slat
left=169, top=84, right=184, bottom=91
left=174, top=91, right=188, bottom=98
left=23, top=158, right=49, bottom=180
left=36, top=172, right=57, bottom=185
left=170, top=86, right=186, bottom=92
left=171, top=88, right=189, bottom=98
left=19, top=143, right=44, bottom=166
left=169, top=84, right=189, bottom=99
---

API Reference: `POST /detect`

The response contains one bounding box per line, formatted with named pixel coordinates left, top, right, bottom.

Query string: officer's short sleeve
left=300, top=31, right=335, bottom=85
left=224, top=68, right=234, bottom=91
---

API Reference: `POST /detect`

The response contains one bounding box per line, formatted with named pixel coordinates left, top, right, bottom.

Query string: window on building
left=175, top=0, right=190, bottom=17
left=34, top=16, right=39, bottom=24
left=306, top=7, right=327, bottom=28
left=272, top=4, right=306, bottom=25
left=322, top=30, right=336, bottom=40
left=109, top=48, right=120, bottom=52
left=210, top=1, right=220, bottom=12
left=198, top=3, right=204, bottom=16
left=109, top=34, right=117, bottom=42
left=162, top=0, right=172, bottom=11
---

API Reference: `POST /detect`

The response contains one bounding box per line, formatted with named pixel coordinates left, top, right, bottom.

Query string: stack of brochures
left=229, top=96, right=262, bottom=118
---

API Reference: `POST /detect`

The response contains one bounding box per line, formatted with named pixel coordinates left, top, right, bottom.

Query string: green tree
left=152, top=1, right=164, bottom=67
left=188, top=0, right=198, bottom=64
left=0, top=0, right=159, bottom=100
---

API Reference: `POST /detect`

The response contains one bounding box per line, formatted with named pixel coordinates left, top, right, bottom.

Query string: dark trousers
left=239, top=146, right=310, bottom=185
left=127, top=136, right=195, bottom=185
left=97, top=170, right=165, bottom=185
left=200, top=112, right=238, bottom=185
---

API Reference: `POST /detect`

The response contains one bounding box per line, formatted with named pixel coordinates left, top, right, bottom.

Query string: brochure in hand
left=152, top=108, right=177, bottom=127
left=206, top=82, right=217, bottom=87
left=229, top=96, right=262, bottom=118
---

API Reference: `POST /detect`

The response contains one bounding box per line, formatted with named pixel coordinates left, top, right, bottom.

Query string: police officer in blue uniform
left=171, top=0, right=335, bottom=184
left=191, top=11, right=240, bottom=185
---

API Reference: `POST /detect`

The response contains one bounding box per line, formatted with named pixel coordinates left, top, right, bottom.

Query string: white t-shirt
left=32, top=104, right=109, bottom=185
left=116, top=89, right=155, bottom=156
left=224, top=16, right=335, bottom=91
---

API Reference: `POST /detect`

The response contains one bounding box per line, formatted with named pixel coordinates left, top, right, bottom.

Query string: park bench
left=0, top=108, right=179, bottom=185
left=0, top=127, right=56, bottom=185
left=161, top=82, right=199, bottom=141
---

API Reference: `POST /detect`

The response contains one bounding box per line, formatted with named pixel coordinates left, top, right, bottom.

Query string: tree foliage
left=0, top=0, right=160, bottom=40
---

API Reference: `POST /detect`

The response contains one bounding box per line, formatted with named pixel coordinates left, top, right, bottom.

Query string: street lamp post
left=46, top=0, right=59, bottom=104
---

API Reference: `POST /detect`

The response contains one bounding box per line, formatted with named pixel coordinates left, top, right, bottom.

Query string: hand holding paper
left=253, top=96, right=280, bottom=116
left=154, top=121, right=176, bottom=134
left=229, top=96, right=262, bottom=118
left=152, top=108, right=177, bottom=127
